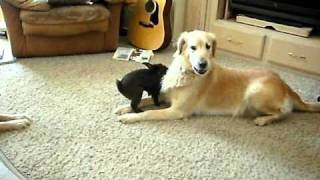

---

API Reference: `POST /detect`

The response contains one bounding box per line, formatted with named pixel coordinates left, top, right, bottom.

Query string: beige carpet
left=0, top=48, right=319, bottom=180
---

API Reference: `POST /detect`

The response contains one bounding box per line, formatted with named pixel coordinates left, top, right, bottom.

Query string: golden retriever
left=115, top=30, right=320, bottom=126
left=0, top=114, right=31, bottom=132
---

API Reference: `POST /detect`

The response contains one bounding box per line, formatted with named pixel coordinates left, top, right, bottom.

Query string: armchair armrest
left=1, top=0, right=50, bottom=11
left=104, top=0, right=137, bottom=5
left=0, top=0, right=27, bottom=57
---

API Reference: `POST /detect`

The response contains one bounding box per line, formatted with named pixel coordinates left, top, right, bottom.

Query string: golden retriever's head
left=175, top=30, right=216, bottom=75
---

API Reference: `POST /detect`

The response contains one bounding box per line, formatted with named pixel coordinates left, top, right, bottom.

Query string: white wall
left=171, top=0, right=187, bottom=41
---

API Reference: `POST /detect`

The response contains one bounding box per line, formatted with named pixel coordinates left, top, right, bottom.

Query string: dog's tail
left=116, top=79, right=124, bottom=95
left=289, top=88, right=320, bottom=112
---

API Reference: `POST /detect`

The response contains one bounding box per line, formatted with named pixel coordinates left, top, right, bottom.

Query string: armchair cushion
left=21, top=20, right=109, bottom=36
left=6, top=0, right=50, bottom=11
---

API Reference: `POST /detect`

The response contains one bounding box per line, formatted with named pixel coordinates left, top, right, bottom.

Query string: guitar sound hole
left=139, top=1, right=159, bottom=28
left=145, top=0, right=156, bottom=14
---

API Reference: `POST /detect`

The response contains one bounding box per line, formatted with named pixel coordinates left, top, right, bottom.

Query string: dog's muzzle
left=193, top=60, right=208, bottom=75
left=192, top=66, right=207, bottom=75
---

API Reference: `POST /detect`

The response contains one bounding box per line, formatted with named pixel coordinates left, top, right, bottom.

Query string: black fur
left=116, top=63, right=168, bottom=113
left=318, top=96, right=320, bottom=102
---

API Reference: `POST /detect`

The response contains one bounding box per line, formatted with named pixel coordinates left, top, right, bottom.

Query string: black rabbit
left=116, top=63, right=168, bottom=113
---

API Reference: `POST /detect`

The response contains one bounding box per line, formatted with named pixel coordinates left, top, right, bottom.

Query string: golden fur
left=115, top=30, right=320, bottom=126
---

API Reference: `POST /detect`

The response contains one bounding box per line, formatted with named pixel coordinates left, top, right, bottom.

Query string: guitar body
left=128, top=0, right=172, bottom=50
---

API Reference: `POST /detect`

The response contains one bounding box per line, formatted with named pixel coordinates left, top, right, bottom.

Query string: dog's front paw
left=113, top=106, right=132, bottom=115
left=12, top=119, right=32, bottom=129
left=254, top=117, right=269, bottom=126
left=117, top=114, right=140, bottom=124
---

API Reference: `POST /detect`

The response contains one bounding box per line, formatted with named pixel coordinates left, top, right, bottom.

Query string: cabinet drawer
left=213, top=23, right=265, bottom=59
left=265, top=38, right=320, bottom=75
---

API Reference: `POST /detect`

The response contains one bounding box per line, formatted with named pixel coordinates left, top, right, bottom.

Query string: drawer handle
left=227, top=38, right=243, bottom=45
left=288, top=52, right=306, bottom=60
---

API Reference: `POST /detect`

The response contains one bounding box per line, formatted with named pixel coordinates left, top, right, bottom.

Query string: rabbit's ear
left=142, top=62, right=153, bottom=69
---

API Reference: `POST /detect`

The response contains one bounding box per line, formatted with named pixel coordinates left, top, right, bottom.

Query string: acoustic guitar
left=128, top=0, right=172, bottom=50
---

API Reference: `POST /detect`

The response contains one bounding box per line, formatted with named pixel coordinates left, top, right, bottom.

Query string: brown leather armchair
left=0, top=0, right=123, bottom=58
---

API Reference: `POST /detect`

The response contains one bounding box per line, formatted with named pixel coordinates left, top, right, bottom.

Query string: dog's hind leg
left=252, top=96, right=292, bottom=126
left=254, top=112, right=289, bottom=126
left=251, top=93, right=292, bottom=126
left=245, top=78, right=293, bottom=126
left=247, top=93, right=292, bottom=126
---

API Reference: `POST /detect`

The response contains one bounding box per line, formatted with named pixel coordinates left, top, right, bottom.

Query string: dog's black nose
left=199, top=60, right=207, bottom=69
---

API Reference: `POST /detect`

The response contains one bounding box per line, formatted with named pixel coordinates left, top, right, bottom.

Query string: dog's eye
left=190, top=46, right=197, bottom=51
left=205, top=43, right=211, bottom=50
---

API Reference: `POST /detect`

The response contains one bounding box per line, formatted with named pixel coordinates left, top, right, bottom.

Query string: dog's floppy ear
left=208, top=32, right=217, bottom=57
left=176, top=32, right=188, bottom=55
left=142, top=62, right=153, bottom=69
